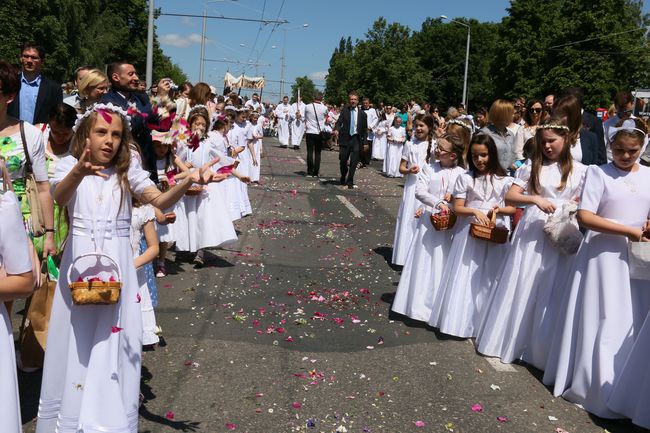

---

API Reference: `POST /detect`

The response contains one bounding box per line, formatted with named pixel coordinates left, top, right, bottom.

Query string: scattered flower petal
left=471, top=403, right=483, bottom=412
left=165, top=411, right=174, bottom=420
left=414, top=420, right=426, bottom=427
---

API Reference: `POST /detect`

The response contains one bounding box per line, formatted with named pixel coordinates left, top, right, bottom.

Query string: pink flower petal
left=226, top=423, right=237, bottom=430
left=292, top=401, right=302, bottom=409
left=496, top=416, right=509, bottom=423
left=111, top=326, right=123, bottom=333
left=414, top=420, right=426, bottom=427
left=136, top=293, right=141, bottom=303
left=471, top=403, right=483, bottom=412
left=165, top=411, right=174, bottom=420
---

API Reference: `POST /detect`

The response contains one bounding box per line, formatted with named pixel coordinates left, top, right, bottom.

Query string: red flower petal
left=111, top=326, right=123, bottom=333
left=165, top=411, right=174, bottom=420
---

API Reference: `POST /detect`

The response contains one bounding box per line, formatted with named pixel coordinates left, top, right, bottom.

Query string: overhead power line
left=159, top=12, right=288, bottom=25
left=548, top=26, right=648, bottom=49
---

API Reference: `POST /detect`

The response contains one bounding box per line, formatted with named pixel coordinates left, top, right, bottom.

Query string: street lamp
left=280, top=23, right=309, bottom=97
left=441, top=15, right=470, bottom=108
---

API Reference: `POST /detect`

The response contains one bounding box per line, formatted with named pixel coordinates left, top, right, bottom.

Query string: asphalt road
left=17, top=136, right=648, bottom=433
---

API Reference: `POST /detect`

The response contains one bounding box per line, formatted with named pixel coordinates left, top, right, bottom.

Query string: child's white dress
left=431, top=173, right=513, bottom=338
left=130, top=204, right=159, bottom=345
left=37, top=156, right=154, bottom=433
left=1, top=191, right=33, bottom=433
left=384, top=126, right=405, bottom=177
left=391, top=138, right=429, bottom=266
left=247, top=123, right=263, bottom=182
left=475, top=161, right=587, bottom=368
left=542, top=164, right=650, bottom=418
left=371, top=119, right=389, bottom=161
left=392, top=162, right=465, bottom=321
left=154, top=158, right=186, bottom=247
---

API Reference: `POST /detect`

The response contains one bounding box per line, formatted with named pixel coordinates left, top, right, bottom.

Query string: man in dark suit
left=336, top=91, right=367, bottom=189
left=8, top=42, right=62, bottom=125
left=101, top=61, right=166, bottom=181
left=562, top=87, right=606, bottom=164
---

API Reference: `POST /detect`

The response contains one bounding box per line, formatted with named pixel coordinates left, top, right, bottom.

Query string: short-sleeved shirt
left=0, top=192, right=31, bottom=274
left=0, top=122, right=48, bottom=185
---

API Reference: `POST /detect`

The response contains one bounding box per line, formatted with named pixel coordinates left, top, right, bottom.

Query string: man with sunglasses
left=603, top=90, right=636, bottom=162
left=8, top=42, right=62, bottom=125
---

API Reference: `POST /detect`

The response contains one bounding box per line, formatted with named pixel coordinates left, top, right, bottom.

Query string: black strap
left=312, top=103, right=322, bottom=133
left=19, top=121, right=33, bottom=175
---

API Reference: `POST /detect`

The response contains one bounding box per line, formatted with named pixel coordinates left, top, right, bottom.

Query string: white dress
left=391, top=138, right=429, bottom=266
left=211, top=132, right=242, bottom=222
left=274, top=103, right=291, bottom=146
left=0, top=191, right=33, bottom=433
left=431, top=173, right=513, bottom=338
left=542, top=164, right=650, bottom=419
left=384, top=126, right=405, bottom=177
left=608, top=312, right=650, bottom=428
left=247, top=123, right=263, bottom=182
left=154, top=158, right=184, bottom=245
left=37, top=156, right=155, bottom=433
left=290, top=102, right=306, bottom=147
left=371, top=119, right=389, bottom=161
left=229, top=125, right=253, bottom=217
left=391, top=162, right=465, bottom=321
left=475, top=161, right=587, bottom=368
left=130, top=205, right=159, bottom=346
left=176, top=137, right=237, bottom=252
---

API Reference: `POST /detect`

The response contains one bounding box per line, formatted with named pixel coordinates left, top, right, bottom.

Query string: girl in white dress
left=151, top=130, right=189, bottom=277
left=372, top=110, right=388, bottom=161
left=392, top=134, right=466, bottom=321
left=129, top=200, right=160, bottom=346
left=391, top=114, right=434, bottom=266
left=36, top=103, right=225, bottom=433
left=229, top=111, right=253, bottom=217
left=247, top=111, right=264, bottom=183
left=1, top=172, right=37, bottom=433
left=384, top=116, right=406, bottom=177
left=542, top=118, right=650, bottom=418
left=180, top=107, right=238, bottom=266
left=431, top=133, right=515, bottom=337
left=475, top=120, right=587, bottom=368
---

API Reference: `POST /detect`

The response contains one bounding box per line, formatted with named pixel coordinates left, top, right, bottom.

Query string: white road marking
left=484, top=356, right=518, bottom=372
left=336, top=195, right=365, bottom=218
left=296, top=156, right=306, bottom=164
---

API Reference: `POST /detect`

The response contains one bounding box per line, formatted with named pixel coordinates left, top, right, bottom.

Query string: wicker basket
left=430, top=211, right=457, bottom=231
left=470, top=212, right=509, bottom=244
left=185, top=185, right=205, bottom=196
left=67, top=252, right=122, bottom=305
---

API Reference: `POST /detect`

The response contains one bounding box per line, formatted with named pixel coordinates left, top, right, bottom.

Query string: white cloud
left=159, top=33, right=203, bottom=48
left=309, top=71, right=328, bottom=81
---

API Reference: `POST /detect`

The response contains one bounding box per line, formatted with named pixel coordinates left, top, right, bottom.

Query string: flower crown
left=73, top=103, right=131, bottom=132
left=446, top=119, right=472, bottom=131
left=538, top=123, right=570, bottom=132
left=188, top=104, right=209, bottom=117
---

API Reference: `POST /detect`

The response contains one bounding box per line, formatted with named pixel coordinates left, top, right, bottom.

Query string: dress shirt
left=350, top=107, right=358, bottom=136
left=19, top=73, right=41, bottom=124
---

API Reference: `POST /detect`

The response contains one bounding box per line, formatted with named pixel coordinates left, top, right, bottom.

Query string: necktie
left=349, top=108, right=356, bottom=136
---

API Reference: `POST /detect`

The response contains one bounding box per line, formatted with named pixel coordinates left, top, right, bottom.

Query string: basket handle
left=490, top=209, right=498, bottom=226
left=66, top=252, right=122, bottom=284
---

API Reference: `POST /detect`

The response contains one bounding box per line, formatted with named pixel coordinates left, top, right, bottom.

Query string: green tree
left=291, top=76, right=317, bottom=103
left=324, top=37, right=357, bottom=105
left=0, top=0, right=187, bottom=85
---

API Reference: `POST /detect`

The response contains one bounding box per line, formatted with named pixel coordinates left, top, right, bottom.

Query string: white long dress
left=179, top=137, right=238, bottom=252
left=542, top=164, right=650, bottom=419
left=431, top=173, right=513, bottom=338
left=247, top=124, right=263, bottom=182
left=371, top=119, right=389, bottom=161
left=37, top=156, right=155, bottom=433
left=475, top=161, right=587, bottom=368
left=229, top=124, right=252, bottom=217
left=290, top=102, right=306, bottom=147
left=384, top=126, right=405, bottom=177
left=608, top=312, right=650, bottom=428
left=391, top=138, right=429, bottom=266
left=211, top=132, right=242, bottom=222
left=1, top=191, right=33, bottom=433
left=130, top=205, right=159, bottom=346
left=154, top=158, right=185, bottom=246
left=274, top=103, right=291, bottom=146
left=391, top=162, right=465, bottom=321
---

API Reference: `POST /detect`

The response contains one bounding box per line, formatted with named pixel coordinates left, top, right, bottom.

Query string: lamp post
left=279, top=23, right=309, bottom=98
left=441, top=15, right=470, bottom=108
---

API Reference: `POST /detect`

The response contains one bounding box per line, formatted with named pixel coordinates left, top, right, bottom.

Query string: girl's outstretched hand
left=76, top=145, right=108, bottom=179
left=473, top=210, right=491, bottom=226
left=534, top=197, right=556, bottom=214
left=190, top=158, right=220, bottom=185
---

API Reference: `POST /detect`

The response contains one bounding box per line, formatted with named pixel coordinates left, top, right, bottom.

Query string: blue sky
left=155, top=0, right=649, bottom=102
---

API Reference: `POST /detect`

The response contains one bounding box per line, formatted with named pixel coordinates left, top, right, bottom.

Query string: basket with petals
left=67, top=252, right=122, bottom=305
left=470, top=212, right=509, bottom=244
left=430, top=210, right=457, bottom=231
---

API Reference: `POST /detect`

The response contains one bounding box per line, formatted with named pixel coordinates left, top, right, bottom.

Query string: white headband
left=73, top=102, right=131, bottom=132
left=608, top=118, right=647, bottom=141
left=446, top=119, right=472, bottom=131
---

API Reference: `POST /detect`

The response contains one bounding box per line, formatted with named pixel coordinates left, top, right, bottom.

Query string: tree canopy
left=325, top=1, right=650, bottom=111
left=291, top=76, right=318, bottom=104
left=0, top=0, right=187, bottom=85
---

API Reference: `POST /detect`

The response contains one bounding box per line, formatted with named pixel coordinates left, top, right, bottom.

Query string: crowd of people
left=1, top=38, right=650, bottom=433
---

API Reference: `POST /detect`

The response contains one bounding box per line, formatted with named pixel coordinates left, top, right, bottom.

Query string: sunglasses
left=530, top=108, right=542, bottom=114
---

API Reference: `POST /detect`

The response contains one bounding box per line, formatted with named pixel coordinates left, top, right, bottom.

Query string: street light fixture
left=441, top=15, right=470, bottom=108
left=280, top=23, right=309, bottom=97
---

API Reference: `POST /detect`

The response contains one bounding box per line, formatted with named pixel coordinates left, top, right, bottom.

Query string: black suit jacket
left=8, top=74, right=63, bottom=124
left=579, top=128, right=602, bottom=166
left=336, top=106, right=368, bottom=147
left=582, top=111, right=606, bottom=164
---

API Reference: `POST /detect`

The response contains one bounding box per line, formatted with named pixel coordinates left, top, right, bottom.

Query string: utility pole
left=146, top=0, right=155, bottom=89
left=199, top=9, right=207, bottom=82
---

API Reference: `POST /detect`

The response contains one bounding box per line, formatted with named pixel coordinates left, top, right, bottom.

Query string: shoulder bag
left=313, top=103, right=331, bottom=143
left=20, top=121, right=46, bottom=237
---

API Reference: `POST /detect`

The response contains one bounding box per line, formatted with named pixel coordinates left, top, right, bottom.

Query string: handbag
left=20, top=121, right=47, bottom=237
left=543, top=200, right=583, bottom=255
left=313, top=103, right=331, bottom=142
left=628, top=240, right=650, bottom=280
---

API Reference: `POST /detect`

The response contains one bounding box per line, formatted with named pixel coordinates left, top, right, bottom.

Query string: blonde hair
left=79, top=69, right=108, bottom=100
left=488, top=99, right=514, bottom=128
